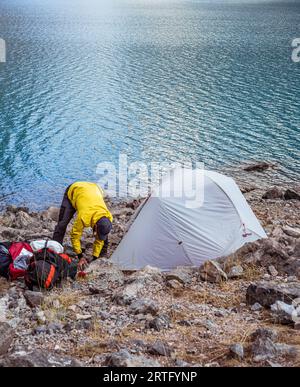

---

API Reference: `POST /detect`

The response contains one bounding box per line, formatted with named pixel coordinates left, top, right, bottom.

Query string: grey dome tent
left=112, top=169, right=267, bottom=271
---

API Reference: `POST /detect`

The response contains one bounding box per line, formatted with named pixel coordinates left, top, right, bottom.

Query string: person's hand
left=78, top=257, right=88, bottom=270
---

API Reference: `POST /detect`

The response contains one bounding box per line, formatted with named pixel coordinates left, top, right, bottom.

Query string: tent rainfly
left=112, top=169, right=267, bottom=271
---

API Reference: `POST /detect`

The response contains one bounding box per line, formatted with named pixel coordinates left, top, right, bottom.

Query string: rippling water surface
left=0, top=0, right=299, bottom=208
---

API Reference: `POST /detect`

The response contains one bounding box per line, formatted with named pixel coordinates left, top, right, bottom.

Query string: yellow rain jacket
left=67, top=182, right=113, bottom=258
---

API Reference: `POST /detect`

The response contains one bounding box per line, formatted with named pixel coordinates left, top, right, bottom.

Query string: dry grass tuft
left=277, top=326, right=300, bottom=346
left=44, top=289, right=83, bottom=309
left=72, top=320, right=111, bottom=358
left=184, top=284, right=244, bottom=309
left=242, top=263, right=263, bottom=281
left=41, top=289, right=83, bottom=323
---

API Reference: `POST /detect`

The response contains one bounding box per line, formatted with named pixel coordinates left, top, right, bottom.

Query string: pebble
left=229, top=344, right=244, bottom=359
left=251, top=303, right=263, bottom=312
left=268, top=265, right=278, bottom=277
left=76, top=314, right=92, bottom=320
left=36, top=311, right=46, bottom=324
left=227, top=265, right=244, bottom=279
left=147, top=340, right=172, bottom=357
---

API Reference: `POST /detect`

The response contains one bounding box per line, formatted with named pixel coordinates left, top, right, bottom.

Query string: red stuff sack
left=8, top=242, right=33, bottom=280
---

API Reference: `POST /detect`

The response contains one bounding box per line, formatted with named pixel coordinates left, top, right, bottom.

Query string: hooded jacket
left=67, top=182, right=113, bottom=257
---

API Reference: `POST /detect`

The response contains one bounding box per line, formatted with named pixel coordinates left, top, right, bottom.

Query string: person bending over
left=53, top=181, right=113, bottom=269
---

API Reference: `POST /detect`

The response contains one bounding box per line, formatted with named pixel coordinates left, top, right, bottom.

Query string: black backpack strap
left=43, top=239, right=49, bottom=261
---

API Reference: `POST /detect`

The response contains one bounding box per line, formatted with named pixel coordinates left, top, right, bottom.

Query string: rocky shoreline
left=0, top=170, right=299, bottom=367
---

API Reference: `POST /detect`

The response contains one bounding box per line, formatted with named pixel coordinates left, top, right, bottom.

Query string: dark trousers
left=53, top=187, right=76, bottom=245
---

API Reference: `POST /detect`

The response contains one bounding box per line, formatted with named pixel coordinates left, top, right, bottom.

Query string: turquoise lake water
left=0, top=0, right=299, bottom=208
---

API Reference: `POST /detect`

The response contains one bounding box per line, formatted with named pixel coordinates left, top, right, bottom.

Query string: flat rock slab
left=105, top=350, right=161, bottom=367
left=165, top=267, right=197, bottom=285
left=147, top=340, right=172, bottom=357
left=0, top=322, right=14, bottom=355
left=246, top=281, right=300, bottom=308
left=283, top=226, right=300, bottom=239
left=262, top=187, right=284, bottom=200
left=244, top=162, right=274, bottom=172
left=0, top=349, right=82, bottom=367
left=284, top=188, right=300, bottom=201
left=24, top=291, right=44, bottom=308
left=199, top=260, right=228, bottom=283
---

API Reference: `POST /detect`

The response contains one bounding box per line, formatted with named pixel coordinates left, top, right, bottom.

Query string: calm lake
left=0, top=0, right=299, bottom=208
